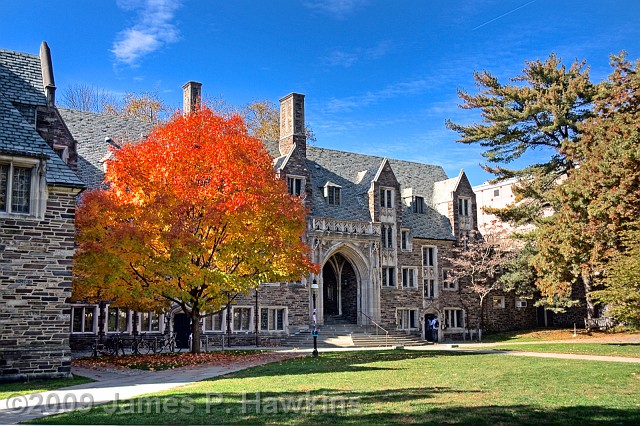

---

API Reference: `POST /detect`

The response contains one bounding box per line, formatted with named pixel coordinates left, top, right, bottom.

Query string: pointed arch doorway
left=322, top=253, right=358, bottom=323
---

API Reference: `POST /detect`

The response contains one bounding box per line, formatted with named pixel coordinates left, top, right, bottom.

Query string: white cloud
left=112, top=0, right=181, bottom=66
left=323, top=41, right=392, bottom=68
left=304, top=0, right=368, bottom=19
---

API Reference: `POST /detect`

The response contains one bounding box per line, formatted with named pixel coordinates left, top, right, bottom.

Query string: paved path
left=1, top=341, right=639, bottom=425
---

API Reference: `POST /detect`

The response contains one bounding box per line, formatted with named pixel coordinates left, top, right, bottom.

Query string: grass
left=32, top=350, right=640, bottom=425
left=0, top=375, right=92, bottom=400
left=477, top=342, right=640, bottom=358
left=479, top=328, right=613, bottom=343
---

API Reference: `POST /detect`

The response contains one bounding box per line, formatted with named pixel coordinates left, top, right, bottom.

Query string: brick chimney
left=279, top=93, right=306, bottom=157
left=182, top=81, right=202, bottom=114
left=39, top=41, right=56, bottom=107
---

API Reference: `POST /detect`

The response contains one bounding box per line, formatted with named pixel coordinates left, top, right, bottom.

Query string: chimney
left=39, top=41, right=56, bottom=107
left=182, top=81, right=202, bottom=114
left=278, top=93, right=306, bottom=157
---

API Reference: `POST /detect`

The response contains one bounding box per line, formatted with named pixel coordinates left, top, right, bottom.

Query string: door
left=173, top=313, right=191, bottom=349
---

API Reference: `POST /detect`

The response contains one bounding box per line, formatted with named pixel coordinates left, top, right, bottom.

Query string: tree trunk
left=191, top=310, right=201, bottom=354
left=477, top=297, right=485, bottom=343
left=582, top=271, right=595, bottom=320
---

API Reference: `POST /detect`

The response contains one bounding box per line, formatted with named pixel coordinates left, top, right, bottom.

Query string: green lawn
left=0, top=375, right=92, bottom=400
left=33, top=350, right=640, bottom=425
left=476, top=342, right=640, bottom=358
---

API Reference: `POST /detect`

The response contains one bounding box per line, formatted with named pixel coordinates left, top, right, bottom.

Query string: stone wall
left=0, top=190, right=77, bottom=382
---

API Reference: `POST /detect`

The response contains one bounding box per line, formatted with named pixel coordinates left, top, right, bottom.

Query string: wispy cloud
left=112, top=0, right=182, bottom=66
left=304, top=0, right=368, bottom=19
left=323, top=41, right=392, bottom=68
left=324, top=78, right=432, bottom=113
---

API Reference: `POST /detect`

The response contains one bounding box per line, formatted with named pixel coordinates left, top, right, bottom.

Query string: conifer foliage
left=74, top=107, right=317, bottom=352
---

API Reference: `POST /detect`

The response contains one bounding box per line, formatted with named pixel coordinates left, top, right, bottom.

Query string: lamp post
left=255, top=286, right=260, bottom=347
left=311, top=278, right=319, bottom=358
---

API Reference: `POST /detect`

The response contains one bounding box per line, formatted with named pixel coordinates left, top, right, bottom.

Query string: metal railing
left=359, top=311, right=390, bottom=347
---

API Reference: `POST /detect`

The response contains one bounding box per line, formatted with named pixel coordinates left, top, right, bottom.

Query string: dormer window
left=413, top=196, right=425, bottom=213
left=287, top=176, right=304, bottom=196
left=380, top=188, right=393, bottom=208
left=324, top=182, right=341, bottom=205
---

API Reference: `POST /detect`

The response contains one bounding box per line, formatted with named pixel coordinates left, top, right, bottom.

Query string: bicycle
left=150, top=332, right=182, bottom=353
left=104, top=333, right=126, bottom=356
left=130, top=334, right=152, bottom=355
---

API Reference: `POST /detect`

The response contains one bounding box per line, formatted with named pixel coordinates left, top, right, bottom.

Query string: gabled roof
left=58, top=108, right=153, bottom=190
left=303, top=146, right=455, bottom=239
left=432, top=169, right=465, bottom=205
left=0, top=48, right=84, bottom=188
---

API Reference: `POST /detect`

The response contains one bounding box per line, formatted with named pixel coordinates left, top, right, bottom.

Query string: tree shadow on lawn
left=42, top=390, right=640, bottom=425
left=221, top=350, right=487, bottom=379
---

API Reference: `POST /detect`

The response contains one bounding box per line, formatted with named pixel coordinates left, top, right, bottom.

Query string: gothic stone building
left=0, top=43, right=85, bottom=381
left=66, top=84, right=500, bottom=347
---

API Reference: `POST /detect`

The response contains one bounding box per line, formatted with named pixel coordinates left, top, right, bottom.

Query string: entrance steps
left=280, top=324, right=429, bottom=349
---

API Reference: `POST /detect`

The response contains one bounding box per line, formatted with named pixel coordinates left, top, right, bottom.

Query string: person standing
left=431, top=317, right=439, bottom=343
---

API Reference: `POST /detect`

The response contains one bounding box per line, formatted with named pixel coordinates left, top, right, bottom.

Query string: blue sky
left=2, top=0, right=640, bottom=185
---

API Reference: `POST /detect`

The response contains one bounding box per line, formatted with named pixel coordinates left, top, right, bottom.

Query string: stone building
left=0, top=43, right=85, bottom=381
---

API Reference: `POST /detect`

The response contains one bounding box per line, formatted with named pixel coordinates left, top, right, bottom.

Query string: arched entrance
left=322, top=253, right=358, bottom=323
left=424, top=312, right=440, bottom=343
left=173, top=313, right=191, bottom=349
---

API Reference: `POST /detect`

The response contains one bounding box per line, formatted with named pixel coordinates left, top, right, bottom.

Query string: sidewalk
left=0, top=351, right=301, bottom=425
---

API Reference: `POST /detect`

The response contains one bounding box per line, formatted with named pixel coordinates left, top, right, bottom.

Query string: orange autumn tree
left=74, top=107, right=316, bottom=353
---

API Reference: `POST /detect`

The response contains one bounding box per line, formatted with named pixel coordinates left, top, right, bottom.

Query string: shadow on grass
left=221, top=350, right=488, bottom=379
left=35, top=390, right=640, bottom=425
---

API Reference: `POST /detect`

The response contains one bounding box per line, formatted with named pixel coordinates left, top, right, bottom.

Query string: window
left=287, top=176, right=303, bottom=196
left=422, top=246, right=436, bottom=267
left=516, top=300, right=528, bottom=308
left=260, top=308, right=285, bottom=331
left=458, top=197, right=471, bottom=217
left=71, top=306, right=96, bottom=333
left=382, top=267, right=395, bottom=287
left=140, top=311, right=160, bottom=332
left=0, top=162, right=34, bottom=214
left=424, top=279, right=436, bottom=299
left=401, top=229, right=411, bottom=251
left=381, top=225, right=394, bottom=249
left=204, top=312, right=224, bottom=332
left=402, top=267, right=417, bottom=288
left=492, top=296, right=505, bottom=309
left=397, top=309, right=418, bottom=330
left=493, top=189, right=500, bottom=197
left=413, top=196, right=425, bottom=213
left=443, top=309, right=464, bottom=329
left=233, top=307, right=252, bottom=331
left=107, top=308, right=129, bottom=333
left=443, top=269, right=457, bottom=290
left=380, top=188, right=393, bottom=208
left=326, top=185, right=341, bottom=205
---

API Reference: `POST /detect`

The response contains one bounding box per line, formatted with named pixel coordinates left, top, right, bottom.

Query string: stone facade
left=1, top=44, right=84, bottom=382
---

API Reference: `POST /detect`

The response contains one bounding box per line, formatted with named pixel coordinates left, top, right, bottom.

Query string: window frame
left=106, top=307, right=130, bottom=333
left=232, top=306, right=253, bottom=332
left=422, top=246, right=436, bottom=267
left=401, top=267, right=417, bottom=288
left=381, top=267, right=396, bottom=287
left=443, top=308, right=464, bottom=330
left=203, top=311, right=225, bottom=332
left=381, top=224, right=394, bottom=249
left=458, top=196, right=471, bottom=217
left=413, top=196, right=425, bottom=214
left=397, top=308, right=418, bottom=330
left=70, top=305, right=97, bottom=334
left=492, top=296, right=506, bottom=309
left=0, top=156, right=41, bottom=217
left=442, top=268, right=457, bottom=290
left=424, top=278, right=436, bottom=299
left=400, top=229, right=411, bottom=251
left=260, top=307, right=286, bottom=332
left=139, top=311, right=162, bottom=333
left=325, top=185, right=341, bottom=205
left=380, top=187, right=394, bottom=208
left=286, top=175, right=304, bottom=197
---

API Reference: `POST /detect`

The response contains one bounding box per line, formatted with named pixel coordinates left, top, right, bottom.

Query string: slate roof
left=305, top=146, right=455, bottom=240
left=58, top=108, right=153, bottom=190
left=0, top=48, right=84, bottom=188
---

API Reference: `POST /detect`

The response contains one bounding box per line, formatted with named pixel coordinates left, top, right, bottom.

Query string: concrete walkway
left=1, top=343, right=639, bottom=424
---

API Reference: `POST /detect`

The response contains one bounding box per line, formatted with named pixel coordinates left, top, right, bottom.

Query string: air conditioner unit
left=515, top=300, right=527, bottom=308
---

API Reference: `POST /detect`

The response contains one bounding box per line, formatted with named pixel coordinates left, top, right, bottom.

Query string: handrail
left=359, top=311, right=390, bottom=347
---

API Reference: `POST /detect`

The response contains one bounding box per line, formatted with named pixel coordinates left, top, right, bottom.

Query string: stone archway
left=322, top=253, right=358, bottom=323
left=317, top=242, right=376, bottom=326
